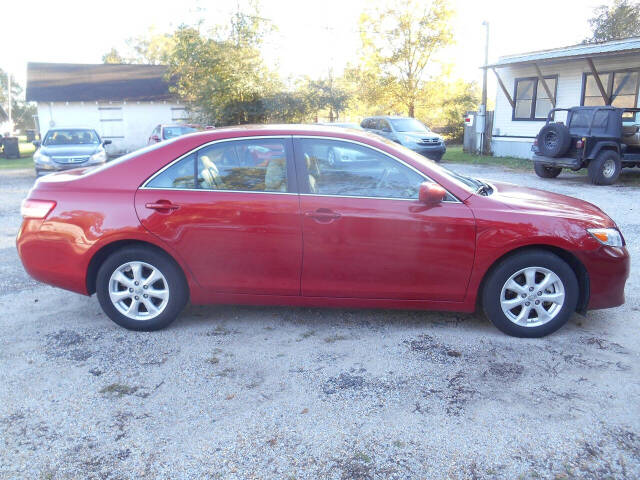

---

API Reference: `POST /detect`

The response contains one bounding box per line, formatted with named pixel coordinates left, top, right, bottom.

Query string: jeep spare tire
left=537, top=123, right=571, bottom=158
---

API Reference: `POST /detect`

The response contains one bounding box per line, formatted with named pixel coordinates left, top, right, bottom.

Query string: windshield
left=43, top=129, right=100, bottom=146
left=389, top=118, right=430, bottom=133
left=163, top=126, right=197, bottom=139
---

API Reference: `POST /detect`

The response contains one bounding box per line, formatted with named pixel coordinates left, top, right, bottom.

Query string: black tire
left=537, top=123, right=571, bottom=157
left=96, top=246, right=188, bottom=331
left=533, top=162, right=562, bottom=178
left=587, top=150, right=621, bottom=185
left=481, top=250, right=579, bottom=338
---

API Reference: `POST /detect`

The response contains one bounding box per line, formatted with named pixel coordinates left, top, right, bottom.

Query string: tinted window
left=197, top=139, right=288, bottom=192
left=298, top=139, right=424, bottom=199
left=147, top=153, right=197, bottom=189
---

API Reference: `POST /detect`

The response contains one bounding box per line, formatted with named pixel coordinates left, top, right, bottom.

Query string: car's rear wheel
left=534, top=163, right=562, bottom=178
left=588, top=150, right=621, bottom=185
left=481, top=250, right=578, bottom=338
left=96, top=246, right=188, bottom=331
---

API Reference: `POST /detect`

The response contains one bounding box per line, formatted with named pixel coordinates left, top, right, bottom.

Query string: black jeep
left=532, top=106, right=640, bottom=185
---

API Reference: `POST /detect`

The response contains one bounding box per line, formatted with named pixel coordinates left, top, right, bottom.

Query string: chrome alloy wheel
left=108, top=261, right=169, bottom=321
left=500, top=266, right=565, bottom=327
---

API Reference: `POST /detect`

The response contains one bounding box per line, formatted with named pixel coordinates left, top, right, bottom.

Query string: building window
left=582, top=70, right=639, bottom=110
left=513, top=75, right=558, bottom=121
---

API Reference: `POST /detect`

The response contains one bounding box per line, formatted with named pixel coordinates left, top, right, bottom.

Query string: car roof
left=363, top=116, right=414, bottom=120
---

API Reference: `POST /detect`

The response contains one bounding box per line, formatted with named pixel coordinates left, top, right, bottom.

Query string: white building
left=488, top=37, right=640, bottom=159
left=26, top=62, right=189, bottom=156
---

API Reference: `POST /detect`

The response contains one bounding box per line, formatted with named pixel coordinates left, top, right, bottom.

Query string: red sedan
left=17, top=125, right=630, bottom=337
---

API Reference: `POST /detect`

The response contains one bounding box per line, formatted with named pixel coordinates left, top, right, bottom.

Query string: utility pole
left=476, top=21, right=489, bottom=155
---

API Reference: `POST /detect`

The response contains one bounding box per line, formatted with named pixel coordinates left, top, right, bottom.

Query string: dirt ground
left=1, top=165, right=639, bottom=479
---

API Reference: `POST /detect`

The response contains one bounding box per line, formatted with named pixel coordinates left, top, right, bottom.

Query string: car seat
left=199, top=155, right=224, bottom=189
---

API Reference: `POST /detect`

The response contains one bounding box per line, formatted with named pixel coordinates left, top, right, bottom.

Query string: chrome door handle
left=145, top=201, right=180, bottom=212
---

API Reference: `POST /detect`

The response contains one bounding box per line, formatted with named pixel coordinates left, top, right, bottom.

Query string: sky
left=2, top=0, right=602, bottom=99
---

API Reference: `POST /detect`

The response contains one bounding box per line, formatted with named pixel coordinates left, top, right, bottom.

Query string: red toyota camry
left=17, top=125, right=630, bottom=337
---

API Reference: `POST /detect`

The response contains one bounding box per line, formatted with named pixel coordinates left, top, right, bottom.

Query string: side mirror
left=32, top=140, right=41, bottom=148
left=419, top=182, right=446, bottom=205
left=151, top=135, right=161, bottom=143
left=103, top=139, right=112, bottom=146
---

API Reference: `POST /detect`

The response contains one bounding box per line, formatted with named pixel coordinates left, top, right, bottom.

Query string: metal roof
left=26, top=62, right=176, bottom=102
left=486, top=36, right=640, bottom=68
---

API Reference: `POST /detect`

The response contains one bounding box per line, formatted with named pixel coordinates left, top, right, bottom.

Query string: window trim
left=292, top=135, right=460, bottom=203
left=512, top=75, right=558, bottom=121
left=580, top=69, right=640, bottom=110
left=141, top=135, right=297, bottom=194
left=141, top=134, right=461, bottom=203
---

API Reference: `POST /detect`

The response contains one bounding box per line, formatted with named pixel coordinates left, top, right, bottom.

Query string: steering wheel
left=376, top=168, right=391, bottom=189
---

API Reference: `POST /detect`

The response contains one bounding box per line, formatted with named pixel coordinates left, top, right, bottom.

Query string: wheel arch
left=477, top=244, right=589, bottom=314
left=86, top=239, right=190, bottom=296
left=587, top=142, right=620, bottom=160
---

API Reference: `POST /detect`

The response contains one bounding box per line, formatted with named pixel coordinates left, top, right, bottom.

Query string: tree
left=102, top=48, right=125, bottom=64
left=585, top=0, right=640, bottom=43
left=166, top=9, right=281, bottom=125
left=0, top=69, right=36, bottom=132
left=102, top=28, right=176, bottom=64
left=357, top=0, right=455, bottom=117
left=304, top=73, right=350, bottom=121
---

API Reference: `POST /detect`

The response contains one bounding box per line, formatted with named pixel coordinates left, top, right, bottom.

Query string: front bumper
left=35, top=161, right=105, bottom=176
left=407, top=144, right=446, bottom=160
left=577, top=246, right=630, bottom=310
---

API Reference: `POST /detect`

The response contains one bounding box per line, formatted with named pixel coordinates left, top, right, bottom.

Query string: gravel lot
left=1, top=165, right=639, bottom=479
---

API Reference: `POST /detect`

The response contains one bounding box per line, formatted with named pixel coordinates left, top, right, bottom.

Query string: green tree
left=102, top=48, right=125, bottom=64
left=166, top=10, right=281, bottom=125
left=586, top=0, right=640, bottom=43
left=0, top=69, right=36, bottom=132
left=305, top=73, right=351, bottom=122
left=357, top=0, right=455, bottom=117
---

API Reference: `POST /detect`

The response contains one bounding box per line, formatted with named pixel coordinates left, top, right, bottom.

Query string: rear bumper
left=531, top=154, right=581, bottom=169
left=577, top=246, right=630, bottom=310
left=16, top=219, right=90, bottom=295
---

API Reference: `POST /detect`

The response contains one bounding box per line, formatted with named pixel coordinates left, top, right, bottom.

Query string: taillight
left=20, top=199, right=56, bottom=219
left=533, top=139, right=538, bottom=146
left=576, top=139, right=584, bottom=149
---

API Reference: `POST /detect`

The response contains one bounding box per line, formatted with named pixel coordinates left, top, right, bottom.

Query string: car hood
left=399, top=131, right=441, bottom=140
left=488, top=181, right=615, bottom=227
left=40, top=145, right=102, bottom=156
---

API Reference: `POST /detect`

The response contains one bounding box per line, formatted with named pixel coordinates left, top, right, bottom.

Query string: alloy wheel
left=500, top=266, right=565, bottom=327
left=108, top=261, right=169, bottom=321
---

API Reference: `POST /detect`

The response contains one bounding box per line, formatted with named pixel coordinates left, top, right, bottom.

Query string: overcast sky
left=3, top=0, right=601, bottom=98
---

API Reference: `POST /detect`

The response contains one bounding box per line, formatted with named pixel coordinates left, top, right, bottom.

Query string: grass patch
left=99, top=383, right=139, bottom=397
left=0, top=140, right=35, bottom=170
left=324, top=334, right=348, bottom=343
left=442, top=145, right=530, bottom=170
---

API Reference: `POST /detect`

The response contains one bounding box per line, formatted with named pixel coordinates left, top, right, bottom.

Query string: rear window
left=163, top=126, right=197, bottom=139
left=569, top=110, right=609, bottom=130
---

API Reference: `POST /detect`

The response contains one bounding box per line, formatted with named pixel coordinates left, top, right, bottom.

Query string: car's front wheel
left=481, top=250, right=578, bottom=338
left=96, top=246, right=188, bottom=331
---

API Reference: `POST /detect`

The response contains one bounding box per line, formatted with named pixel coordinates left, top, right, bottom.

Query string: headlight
left=587, top=228, right=624, bottom=247
left=399, top=134, right=416, bottom=144
left=89, top=151, right=107, bottom=163
left=33, top=151, right=51, bottom=164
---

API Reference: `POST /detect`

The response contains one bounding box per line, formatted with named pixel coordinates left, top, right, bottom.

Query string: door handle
left=145, top=200, right=180, bottom=213
left=305, top=209, right=341, bottom=222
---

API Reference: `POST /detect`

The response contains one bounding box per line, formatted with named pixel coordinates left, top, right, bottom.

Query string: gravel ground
left=1, top=165, right=639, bottom=480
